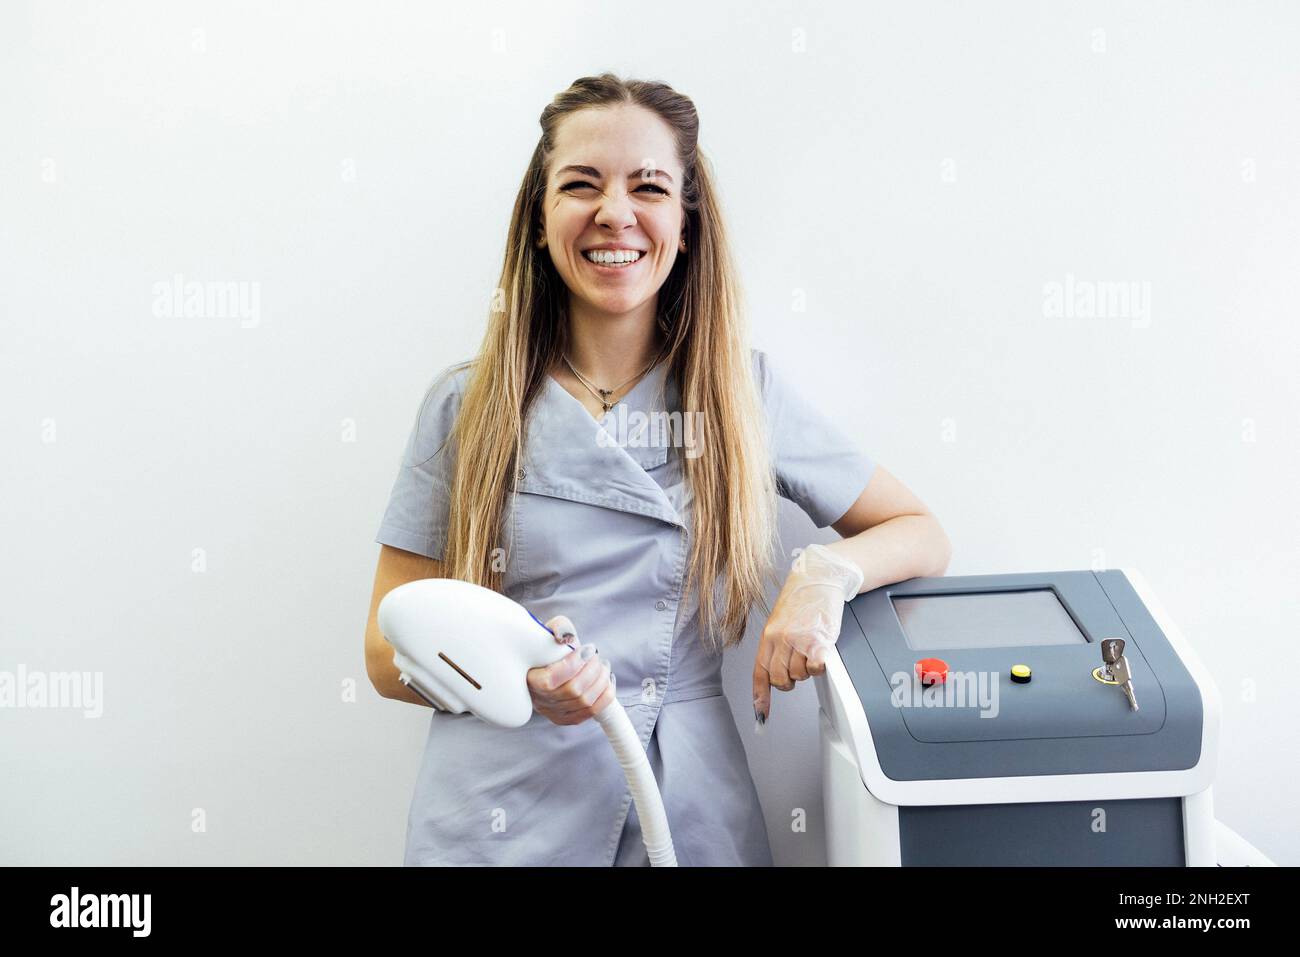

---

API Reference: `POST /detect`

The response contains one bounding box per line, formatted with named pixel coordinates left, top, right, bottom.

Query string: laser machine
left=817, top=568, right=1274, bottom=866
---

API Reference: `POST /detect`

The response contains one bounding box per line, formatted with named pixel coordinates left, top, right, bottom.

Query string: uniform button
left=655, top=600, right=668, bottom=611
left=517, top=468, right=526, bottom=480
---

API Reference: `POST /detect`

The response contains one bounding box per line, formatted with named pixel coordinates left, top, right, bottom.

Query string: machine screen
left=893, top=589, right=1088, bottom=650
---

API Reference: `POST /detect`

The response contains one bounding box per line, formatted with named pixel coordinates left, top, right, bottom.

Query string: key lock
left=1092, top=636, right=1139, bottom=711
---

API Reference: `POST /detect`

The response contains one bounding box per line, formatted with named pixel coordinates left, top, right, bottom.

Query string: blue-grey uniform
left=374, top=347, right=876, bottom=866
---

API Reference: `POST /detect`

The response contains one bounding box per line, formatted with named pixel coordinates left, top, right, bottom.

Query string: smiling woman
left=367, top=72, right=949, bottom=867
left=539, top=107, right=690, bottom=328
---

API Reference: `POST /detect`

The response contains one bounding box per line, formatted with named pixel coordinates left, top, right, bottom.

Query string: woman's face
left=539, top=104, right=685, bottom=322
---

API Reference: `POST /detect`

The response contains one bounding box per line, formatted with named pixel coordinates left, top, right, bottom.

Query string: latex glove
left=527, top=615, right=615, bottom=726
left=752, top=543, right=864, bottom=729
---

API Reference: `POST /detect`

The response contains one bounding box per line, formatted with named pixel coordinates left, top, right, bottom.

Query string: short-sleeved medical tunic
left=375, top=347, right=876, bottom=866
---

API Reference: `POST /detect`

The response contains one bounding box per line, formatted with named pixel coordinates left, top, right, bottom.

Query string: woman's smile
left=581, top=248, right=648, bottom=275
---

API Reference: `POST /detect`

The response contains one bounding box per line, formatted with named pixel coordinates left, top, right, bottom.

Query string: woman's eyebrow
left=556, top=164, right=674, bottom=184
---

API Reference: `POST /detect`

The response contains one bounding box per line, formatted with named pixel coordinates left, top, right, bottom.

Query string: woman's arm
left=824, top=465, right=952, bottom=591
left=751, top=464, right=951, bottom=723
left=364, top=544, right=446, bottom=706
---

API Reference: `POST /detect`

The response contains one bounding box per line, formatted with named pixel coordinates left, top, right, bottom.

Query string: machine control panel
left=835, top=570, right=1204, bottom=780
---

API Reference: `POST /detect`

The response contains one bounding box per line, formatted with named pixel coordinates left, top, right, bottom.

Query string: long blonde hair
left=440, top=72, right=779, bottom=651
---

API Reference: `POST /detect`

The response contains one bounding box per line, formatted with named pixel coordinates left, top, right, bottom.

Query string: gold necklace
left=563, top=341, right=668, bottom=414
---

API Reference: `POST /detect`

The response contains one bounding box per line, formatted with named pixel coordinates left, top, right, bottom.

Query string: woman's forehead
left=551, top=107, right=681, bottom=177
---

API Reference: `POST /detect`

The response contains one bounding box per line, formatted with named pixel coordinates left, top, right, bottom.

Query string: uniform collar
left=519, top=358, right=684, bottom=528
left=596, top=357, right=675, bottom=470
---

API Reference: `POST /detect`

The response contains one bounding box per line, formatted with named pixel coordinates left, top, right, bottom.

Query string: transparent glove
left=527, top=615, right=615, bottom=726
left=752, top=543, right=864, bottom=729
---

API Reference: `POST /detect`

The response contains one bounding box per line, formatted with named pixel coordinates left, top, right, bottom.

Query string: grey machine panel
left=834, top=570, right=1203, bottom=780
left=899, top=798, right=1186, bottom=866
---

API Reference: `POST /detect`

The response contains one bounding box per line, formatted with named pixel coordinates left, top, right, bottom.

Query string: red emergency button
left=915, top=657, right=949, bottom=686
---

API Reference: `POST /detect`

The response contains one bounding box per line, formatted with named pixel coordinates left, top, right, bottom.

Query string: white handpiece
left=377, top=577, right=677, bottom=866
left=378, top=577, right=570, bottom=727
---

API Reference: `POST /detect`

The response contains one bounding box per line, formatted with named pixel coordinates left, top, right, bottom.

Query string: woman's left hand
left=752, top=543, right=864, bottom=728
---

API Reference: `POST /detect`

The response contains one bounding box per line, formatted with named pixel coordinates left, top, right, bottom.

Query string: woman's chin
left=579, top=292, right=647, bottom=316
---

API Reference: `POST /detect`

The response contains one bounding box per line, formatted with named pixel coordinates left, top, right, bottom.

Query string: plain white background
left=2, top=0, right=1296, bottom=866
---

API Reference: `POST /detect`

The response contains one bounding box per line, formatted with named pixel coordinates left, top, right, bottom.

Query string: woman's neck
left=563, top=307, right=665, bottom=386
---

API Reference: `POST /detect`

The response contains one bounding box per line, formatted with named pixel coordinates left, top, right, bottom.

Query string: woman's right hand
left=527, top=615, right=615, bottom=726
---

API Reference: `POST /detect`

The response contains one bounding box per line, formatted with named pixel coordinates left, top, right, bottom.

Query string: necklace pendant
left=602, top=402, right=612, bottom=413
left=598, top=388, right=613, bottom=399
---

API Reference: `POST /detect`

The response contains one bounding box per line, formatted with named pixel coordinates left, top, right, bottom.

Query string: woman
left=363, top=73, right=951, bottom=866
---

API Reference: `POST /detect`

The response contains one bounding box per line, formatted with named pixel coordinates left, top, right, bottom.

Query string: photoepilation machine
left=817, top=568, right=1274, bottom=866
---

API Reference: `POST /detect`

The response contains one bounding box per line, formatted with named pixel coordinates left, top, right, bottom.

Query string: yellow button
left=1010, top=664, right=1032, bottom=683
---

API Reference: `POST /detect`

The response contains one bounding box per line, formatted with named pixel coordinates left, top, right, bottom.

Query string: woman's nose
left=593, top=191, right=637, bottom=229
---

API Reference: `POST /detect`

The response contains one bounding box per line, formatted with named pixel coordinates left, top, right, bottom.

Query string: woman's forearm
left=821, top=513, right=952, bottom=595
left=366, top=626, right=435, bottom=708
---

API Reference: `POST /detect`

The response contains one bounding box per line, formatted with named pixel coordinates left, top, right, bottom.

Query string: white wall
left=2, top=0, right=1295, bottom=866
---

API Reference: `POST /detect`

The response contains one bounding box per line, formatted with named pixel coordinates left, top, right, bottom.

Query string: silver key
left=1102, top=639, right=1123, bottom=670
left=1110, top=654, right=1139, bottom=712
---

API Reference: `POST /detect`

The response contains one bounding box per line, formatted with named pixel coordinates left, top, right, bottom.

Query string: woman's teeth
left=584, top=249, right=642, bottom=266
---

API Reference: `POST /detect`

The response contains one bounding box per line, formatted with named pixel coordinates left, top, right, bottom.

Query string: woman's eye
left=559, top=181, right=668, bottom=196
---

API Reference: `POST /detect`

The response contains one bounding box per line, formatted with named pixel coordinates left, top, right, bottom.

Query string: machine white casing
left=816, top=567, right=1223, bottom=866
